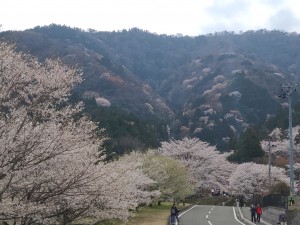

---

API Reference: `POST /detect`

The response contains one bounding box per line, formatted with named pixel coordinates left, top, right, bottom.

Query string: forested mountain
left=2, top=24, right=300, bottom=153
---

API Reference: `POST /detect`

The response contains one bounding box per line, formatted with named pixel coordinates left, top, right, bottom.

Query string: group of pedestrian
left=211, top=188, right=221, bottom=196
left=250, top=204, right=287, bottom=225
left=211, top=187, right=230, bottom=197
left=235, top=196, right=245, bottom=208
left=250, top=204, right=262, bottom=223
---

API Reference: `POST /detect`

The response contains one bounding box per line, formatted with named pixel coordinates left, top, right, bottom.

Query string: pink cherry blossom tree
left=260, top=126, right=300, bottom=157
left=261, top=127, right=300, bottom=195
left=228, top=162, right=289, bottom=198
left=0, top=42, right=156, bottom=225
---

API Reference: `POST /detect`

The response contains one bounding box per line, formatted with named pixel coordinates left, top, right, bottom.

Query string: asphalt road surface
left=178, top=205, right=245, bottom=225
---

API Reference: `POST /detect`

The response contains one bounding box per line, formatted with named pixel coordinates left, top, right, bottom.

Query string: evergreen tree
left=228, top=127, right=264, bottom=163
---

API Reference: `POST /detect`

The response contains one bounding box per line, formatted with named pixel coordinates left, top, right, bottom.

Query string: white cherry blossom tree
left=260, top=126, right=300, bottom=157
left=228, top=162, right=289, bottom=198
left=0, top=42, right=156, bottom=225
left=260, top=127, right=300, bottom=195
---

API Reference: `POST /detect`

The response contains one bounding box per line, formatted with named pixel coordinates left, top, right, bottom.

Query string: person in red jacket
left=256, top=204, right=262, bottom=223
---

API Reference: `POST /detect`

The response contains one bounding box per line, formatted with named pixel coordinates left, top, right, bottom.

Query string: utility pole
left=268, top=141, right=276, bottom=189
left=279, top=83, right=297, bottom=204
left=268, top=141, right=271, bottom=188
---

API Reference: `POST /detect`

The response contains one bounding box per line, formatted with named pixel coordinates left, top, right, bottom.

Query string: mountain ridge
left=1, top=24, right=300, bottom=151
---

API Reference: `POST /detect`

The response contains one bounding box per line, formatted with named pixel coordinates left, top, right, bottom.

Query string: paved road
left=179, top=205, right=246, bottom=225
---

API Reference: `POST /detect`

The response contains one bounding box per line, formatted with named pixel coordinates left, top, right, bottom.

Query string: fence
left=250, top=194, right=288, bottom=209
left=262, top=194, right=288, bottom=209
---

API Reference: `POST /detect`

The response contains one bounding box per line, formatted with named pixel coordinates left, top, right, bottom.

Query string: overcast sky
left=1, top=0, right=300, bottom=36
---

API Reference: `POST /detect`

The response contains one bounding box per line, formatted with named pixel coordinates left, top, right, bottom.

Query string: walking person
left=239, top=196, right=244, bottom=208
left=170, top=203, right=179, bottom=223
left=250, top=204, right=257, bottom=223
left=211, top=188, right=215, bottom=196
left=277, top=212, right=287, bottom=225
left=256, top=204, right=262, bottom=223
left=235, top=198, right=240, bottom=207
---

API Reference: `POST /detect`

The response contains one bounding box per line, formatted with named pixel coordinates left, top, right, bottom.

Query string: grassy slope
left=120, top=203, right=172, bottom=225
left=289, top=195, right=300, bottom=211
left=96, top=202, right=173, bottom=225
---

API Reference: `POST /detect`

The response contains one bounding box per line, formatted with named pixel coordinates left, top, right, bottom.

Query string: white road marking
left=232, top=206, right=246, bottom=225
left=180, top=205, right=247, bottom=225
left=206, top=215, right=209, bottom=219
left=178, top=205, right=197, bottom=218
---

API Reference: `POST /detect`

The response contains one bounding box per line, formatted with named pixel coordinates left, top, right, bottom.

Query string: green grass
left=289, top=195, right=300, bottom=211
left=95, top=220, right=122, bottom=225
left=95, top=202, right=177, bottom=225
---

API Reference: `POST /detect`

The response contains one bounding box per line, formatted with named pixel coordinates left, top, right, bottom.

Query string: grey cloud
left=200, top=0, right=299, bottom=34
left=201, top=0, right=251, bottom=34
left=206, top=0, right=248, bottom=19
left=260, top=0, right=283, bottom=6
left=268, top=8, right=300, bottom=31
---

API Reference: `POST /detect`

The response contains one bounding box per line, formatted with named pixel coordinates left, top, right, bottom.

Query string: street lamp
left=279, top=83, right=297, bottom=204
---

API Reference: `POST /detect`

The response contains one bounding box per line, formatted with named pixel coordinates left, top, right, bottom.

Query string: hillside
left=2, top=25, right=300, bottom=152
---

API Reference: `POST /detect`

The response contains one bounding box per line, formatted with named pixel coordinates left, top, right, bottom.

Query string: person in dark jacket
left=239, top=196, right=244, bottom=208
left=170, top=203, right=179, bottom=222
left=278, top=212, right=287, bottom=225
left=250, top=204, right=256, bottom=223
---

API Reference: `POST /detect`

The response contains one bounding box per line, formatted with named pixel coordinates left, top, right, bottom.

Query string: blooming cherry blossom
left=228, top=162, right=289, bottom=198
left=0, top=42, right=156, bottom=225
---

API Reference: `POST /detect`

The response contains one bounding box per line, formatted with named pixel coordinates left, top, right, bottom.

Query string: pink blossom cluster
left=159, top=138, right=291, bottom=197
